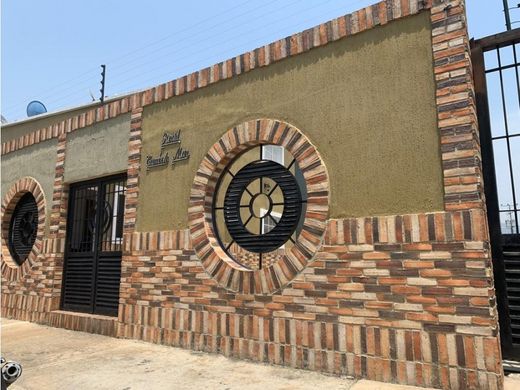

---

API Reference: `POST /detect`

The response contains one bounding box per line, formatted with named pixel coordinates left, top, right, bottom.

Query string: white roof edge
left=1, top=87, right=148, bottom=129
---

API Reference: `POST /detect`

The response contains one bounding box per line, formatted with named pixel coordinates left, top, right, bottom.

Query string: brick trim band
left=1, top=177, right=46, bottom=280
left=188, top=119, right=329, bottom=295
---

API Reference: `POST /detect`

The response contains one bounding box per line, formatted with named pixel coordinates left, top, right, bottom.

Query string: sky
left=1, top=0, right=515, bottom=121
left=1, top=0, right=519, bottom=232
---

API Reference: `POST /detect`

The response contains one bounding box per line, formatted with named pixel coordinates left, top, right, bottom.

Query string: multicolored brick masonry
left=1, top=1, right=504, bottom=389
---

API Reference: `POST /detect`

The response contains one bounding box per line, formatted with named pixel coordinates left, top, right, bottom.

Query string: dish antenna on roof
left=26, top=101, right=47, bottom=117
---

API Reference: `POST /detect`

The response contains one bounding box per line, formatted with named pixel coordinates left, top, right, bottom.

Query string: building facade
left=1, top=1, right=505, bottom=389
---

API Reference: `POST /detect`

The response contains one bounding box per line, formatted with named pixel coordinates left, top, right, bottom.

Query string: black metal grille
left=8, top=192, right=38, bottom=265
left=224, top=160, right=302, bottom=253
left=61, top=174, right=126, bottom=316
left=213, top=145, right=306, bottom=269
left=483, top=38, right=520, bottom=357
left=483, top=41, right=520, bottom=235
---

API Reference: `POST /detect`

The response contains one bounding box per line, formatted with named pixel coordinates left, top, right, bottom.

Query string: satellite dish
left=26, top=101, right=47, bottom=117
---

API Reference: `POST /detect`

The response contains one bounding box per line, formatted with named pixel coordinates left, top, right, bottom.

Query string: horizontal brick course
left=115, top=202, right=500, bottom=387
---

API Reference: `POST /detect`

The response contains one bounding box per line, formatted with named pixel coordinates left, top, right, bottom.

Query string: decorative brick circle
left=188, top=119, right=329, bottom=294
left=1, top=177, right=46, bottom=281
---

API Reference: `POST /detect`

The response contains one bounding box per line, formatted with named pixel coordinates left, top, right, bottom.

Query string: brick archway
left=1, top=177, right=47, bottom=281
left=188, top=119, right=329, bottom=294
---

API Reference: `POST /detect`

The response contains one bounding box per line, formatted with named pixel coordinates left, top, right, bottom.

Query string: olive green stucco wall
left=64, top=114, right=130, bottom=183
left=1, top=139, right=58, bottom=233
left=136, top=12, right=443, bottom=232
left=1, top=114, right=129, bottom=234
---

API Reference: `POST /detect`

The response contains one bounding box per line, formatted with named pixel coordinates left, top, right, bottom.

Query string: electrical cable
left=22, top=0, right=324, bottom=108
left=3, top=0, right=257, bottom=113
left=109, top=0, right=330, bottom=89
left=19, top=0, right=297, bottom=109
left=5, top=0, right=372, bottom=117
left=110, top=0, right=367, bottom=92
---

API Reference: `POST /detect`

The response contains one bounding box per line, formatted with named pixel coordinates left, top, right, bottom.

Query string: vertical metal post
left=504, top=0, right=512, bottom=30
left=100, top=65, right=106, bottom=103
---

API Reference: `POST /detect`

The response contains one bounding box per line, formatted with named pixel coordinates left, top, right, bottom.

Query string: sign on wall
left=146, top=130, right=190, bottom=171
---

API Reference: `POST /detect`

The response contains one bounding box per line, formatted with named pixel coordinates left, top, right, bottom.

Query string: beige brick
left=418, top=251, right=452, bottom=259
left=407, top=277, right=437, bottom=286
left=394, top=303, right=423, bottom=312
left=456, top=326, right=493, bottom=337
left=363, top=269, right=390, bottom=276
left=453, top=287, right=489, bottom=297
left=439, top=314, right=472, bottom=324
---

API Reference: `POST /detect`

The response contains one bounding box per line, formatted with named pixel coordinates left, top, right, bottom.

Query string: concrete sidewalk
left=0, top=318, right=515, bottom=390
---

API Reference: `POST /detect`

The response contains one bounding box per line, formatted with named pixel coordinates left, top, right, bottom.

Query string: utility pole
left=501, top=203, right=518, bottom=234
left=503, top=0, right=512, bottom=30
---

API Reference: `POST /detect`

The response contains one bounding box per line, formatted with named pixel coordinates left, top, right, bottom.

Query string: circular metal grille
left=213, top=144, right=309, bottom=269
left=8, top=193, right=38, bottom=265
left=223, top=159, right=302, bottom=253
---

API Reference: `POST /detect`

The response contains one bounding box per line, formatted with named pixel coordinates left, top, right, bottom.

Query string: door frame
left=60, top=172, right=127, bottom=316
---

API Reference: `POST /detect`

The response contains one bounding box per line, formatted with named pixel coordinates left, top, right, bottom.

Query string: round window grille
left=8, top=192, right=39, bottom=265
left=213, top=145, right=307, bottom=270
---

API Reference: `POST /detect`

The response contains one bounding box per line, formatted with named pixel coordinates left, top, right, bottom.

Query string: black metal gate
left=472, top=29, right=520, bottom=360
left=61, top=174, right=127, bottom=317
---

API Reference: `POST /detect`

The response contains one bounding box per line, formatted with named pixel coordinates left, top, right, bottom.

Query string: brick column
left=117, top=107, right=144, bottom=329
left=47, top=131, right=68, bottom=310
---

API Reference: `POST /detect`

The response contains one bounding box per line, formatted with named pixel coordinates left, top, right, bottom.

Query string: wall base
left=1, top=296, right=117, bottom=338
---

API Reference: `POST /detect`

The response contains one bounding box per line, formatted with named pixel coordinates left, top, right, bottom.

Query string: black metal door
left=61, top=174, right=127, bottom=317
left=472, top=29, right=520, bottom=360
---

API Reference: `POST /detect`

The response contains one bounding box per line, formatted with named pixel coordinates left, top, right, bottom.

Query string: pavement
left=0, top=318, right=518, bottom=390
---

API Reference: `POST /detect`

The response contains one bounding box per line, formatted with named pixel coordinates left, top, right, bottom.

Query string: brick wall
left=117, top=212, right=500, bottom=388
left=115, top=116, right=502, bottom=389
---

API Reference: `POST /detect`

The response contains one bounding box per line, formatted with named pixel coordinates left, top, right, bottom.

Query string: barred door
left=472, top=29, right=520, bottom=360
left=61, top=174, right=126, bottom=316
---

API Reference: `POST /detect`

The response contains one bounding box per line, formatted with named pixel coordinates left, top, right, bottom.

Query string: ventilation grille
left=8, top=193, right=38, bottom=265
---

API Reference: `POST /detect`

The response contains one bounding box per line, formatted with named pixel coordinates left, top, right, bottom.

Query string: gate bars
left=471, top=28, right=520, bottom=359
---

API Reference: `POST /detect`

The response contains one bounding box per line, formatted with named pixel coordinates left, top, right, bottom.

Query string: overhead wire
left=109, top=0, right=329, bottom=89
left=23, top=0, right=288, bottom=110
left=23, top=0, right=314, bottom=109
left=5, top=0, right=372, bottom=117
left=110, top=0, right=367, bottom=92
left=105, top=0, right=282, bottom=79
left=100, top=0, right=258, bottom=68
left=3, top=0, right=257, bottom=114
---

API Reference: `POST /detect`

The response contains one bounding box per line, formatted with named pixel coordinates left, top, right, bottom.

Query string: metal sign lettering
left=146, top=130, right=190, bottom=171
left=161, top=129, right=181, bottom=149
left=146, top=152, right=169, bottom=170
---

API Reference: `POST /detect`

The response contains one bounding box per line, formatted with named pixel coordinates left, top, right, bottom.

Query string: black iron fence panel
left=473, top=28, right=520, bottom=361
